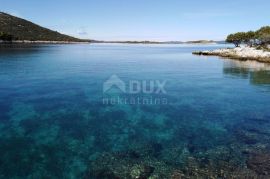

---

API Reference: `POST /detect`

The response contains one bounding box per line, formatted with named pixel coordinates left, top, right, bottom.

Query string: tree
left=243, top=31, right=256, bottom=47
left=226, top=32, right=245, bottom=47
left=226, top=26, right=270, bottom=48
left=256, top=26, right=270, bottom=45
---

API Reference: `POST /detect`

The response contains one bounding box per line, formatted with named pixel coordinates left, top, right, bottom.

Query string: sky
left=1, top=0, right=270, bottom=41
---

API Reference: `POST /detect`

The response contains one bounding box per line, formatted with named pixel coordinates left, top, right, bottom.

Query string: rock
left=247, top=151, right=270, bottom=175
left=91, top=168, right=121, bottom=179
left=193, top=47, right=270, bottom=63
left=171, top=170, right=183, bottom=179
left=130, top=165, right=155, bottom=179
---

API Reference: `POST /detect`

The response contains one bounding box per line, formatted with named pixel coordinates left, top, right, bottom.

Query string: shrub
left=0, top=32, right=14, bottom=41
left=243, top=31, right=256, bottom=47
left=256, top=26, right=270, bottom=45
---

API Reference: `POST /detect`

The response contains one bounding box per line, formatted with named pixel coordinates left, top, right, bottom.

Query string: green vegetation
left=0, top=32, right=14, bottom=41
left=186, top=40, right=215, bottom=44
left=226, top=32, right=245, bottom=47
left=257, top=26, right=270, bottom=45
left=243, top=31, right=256, bottom=46
left=226, top=26, right=270, bottom=47
left=0, top=12, right=90, bottom=42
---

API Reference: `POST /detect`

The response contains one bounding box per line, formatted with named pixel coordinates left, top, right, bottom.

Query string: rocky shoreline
left=193, top=47, right=270, bottom=63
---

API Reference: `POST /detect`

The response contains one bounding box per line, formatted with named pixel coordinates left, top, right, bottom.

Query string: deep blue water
left=0, top=44, right=270, bottom=178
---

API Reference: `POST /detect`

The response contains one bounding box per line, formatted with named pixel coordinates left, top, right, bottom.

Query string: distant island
left=185, top=40, right=215, bottom=44
left=0, top=12, right=224, bottom=45
left=94, top=40, right=224, bottom=45
left=193, top=26, right=270, bottom=63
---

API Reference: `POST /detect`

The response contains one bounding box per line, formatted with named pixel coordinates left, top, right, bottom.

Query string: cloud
left=77, top=27, right=88, bottom=36
left=78, top=30, right=88, bottom=36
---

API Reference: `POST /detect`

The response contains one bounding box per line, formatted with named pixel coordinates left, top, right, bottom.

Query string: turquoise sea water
left=0, top=44, right=270, bottom=178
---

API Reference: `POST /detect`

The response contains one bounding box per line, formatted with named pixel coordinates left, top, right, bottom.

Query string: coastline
left=193, top=47, right=270, bottom=63
left=0, top=39, right=222, bottom=45
left=93, top=40, right=219, bottom=45
left=0, top=40, right=91, bottom=44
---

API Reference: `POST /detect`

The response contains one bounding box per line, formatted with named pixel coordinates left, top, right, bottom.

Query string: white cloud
left=77, top=27, right=88, bottom=37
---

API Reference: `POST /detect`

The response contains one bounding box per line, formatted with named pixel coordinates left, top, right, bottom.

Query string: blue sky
left=1, top=0, right=270, bottom=41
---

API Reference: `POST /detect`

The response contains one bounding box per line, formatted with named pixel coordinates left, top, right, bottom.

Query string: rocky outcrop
left=193, top=47, right=270, bottom=63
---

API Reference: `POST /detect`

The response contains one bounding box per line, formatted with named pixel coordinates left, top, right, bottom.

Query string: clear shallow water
left=0, top=44, right=270, bottom=178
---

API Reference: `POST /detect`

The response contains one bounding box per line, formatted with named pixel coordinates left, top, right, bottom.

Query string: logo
left=102, top=75, right=168, bottom=105
left=103, top=75, right=126, bottom=93
left=103, top=75, right=167, bottom=94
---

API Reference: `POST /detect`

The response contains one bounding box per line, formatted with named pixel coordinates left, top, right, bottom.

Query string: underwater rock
left=130, top=164, right=154, bottom=179
left=247, top=151, right=270, bottom=176
left=171, top=170, right=183, bottom=179
left=85, top=146, right=263, bottom=179
left=91, top=168, right=121, bottom=179
left=85, top=151, right=173, bottom=179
